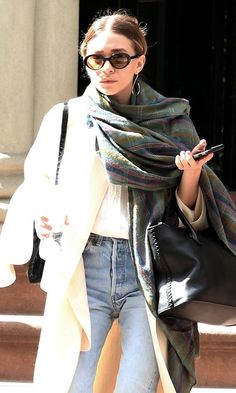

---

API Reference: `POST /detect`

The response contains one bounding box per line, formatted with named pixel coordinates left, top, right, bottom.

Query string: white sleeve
left=0, top=103, right=64, bottom=287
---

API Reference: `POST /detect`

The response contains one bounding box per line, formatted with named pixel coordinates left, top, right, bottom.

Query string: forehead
left=86, top=32, right=134, bottom=54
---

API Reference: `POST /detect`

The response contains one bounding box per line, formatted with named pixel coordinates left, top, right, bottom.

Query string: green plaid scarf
left=84, top=80, right=236, bottom=392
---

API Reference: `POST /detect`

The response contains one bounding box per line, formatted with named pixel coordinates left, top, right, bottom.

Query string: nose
left=101, top=59, right=114, bottom=73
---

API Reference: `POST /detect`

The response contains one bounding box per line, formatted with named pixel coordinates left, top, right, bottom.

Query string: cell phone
left=193, top=144, right=224, bottom=160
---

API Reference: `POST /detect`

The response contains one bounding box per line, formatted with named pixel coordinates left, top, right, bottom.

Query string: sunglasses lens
left=111, top=54, right=130, bottom=68
left=85, top=55, right=104, bottom=70
left=84, top=53, right=132, bottom=70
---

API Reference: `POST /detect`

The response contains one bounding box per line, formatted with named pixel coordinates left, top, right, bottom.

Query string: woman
left=1, top=9, right=236, bottom=393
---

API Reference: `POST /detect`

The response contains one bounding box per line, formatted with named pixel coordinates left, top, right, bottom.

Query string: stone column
left=0, top=0, right=36, bottom=153
left=0, top=0, right=79, bottom=225
left=33, top=0, right=79, bottom=137
left=0, top=0, right=79, bottom=153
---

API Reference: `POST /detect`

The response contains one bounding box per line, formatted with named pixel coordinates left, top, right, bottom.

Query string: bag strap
left=55, top=102, right=69, bottom=185
left=174, top=197, right=202, bottom=244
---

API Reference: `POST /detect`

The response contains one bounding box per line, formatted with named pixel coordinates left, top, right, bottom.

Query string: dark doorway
left=78, top=0, right=236, bottom=190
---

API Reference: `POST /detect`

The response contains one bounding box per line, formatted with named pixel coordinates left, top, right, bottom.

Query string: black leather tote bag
left=148, top=202, right=236, bottom=326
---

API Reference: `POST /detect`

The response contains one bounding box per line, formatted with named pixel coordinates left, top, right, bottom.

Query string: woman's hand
left=175, top=139, right=213, bottom=172
left=35, top=216, right=69, bottom=239
left=175, top=139, right=213, bottom=209
left=36, top=216, right=53, bottom=239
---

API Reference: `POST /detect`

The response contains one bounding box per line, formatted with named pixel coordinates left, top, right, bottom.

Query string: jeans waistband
left=89, top=233, right=129, bottom=246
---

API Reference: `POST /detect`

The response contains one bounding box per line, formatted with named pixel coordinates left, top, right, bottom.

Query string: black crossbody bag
left=27, top=102, right=68, bottom=283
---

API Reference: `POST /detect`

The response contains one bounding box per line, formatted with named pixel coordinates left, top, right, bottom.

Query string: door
left=78, top=0, right=236, bottom=189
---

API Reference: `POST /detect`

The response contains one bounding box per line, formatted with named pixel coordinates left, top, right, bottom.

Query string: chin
left=96, top=83, right=131, bottom=104
left=97, top=85, right=118, bottom=96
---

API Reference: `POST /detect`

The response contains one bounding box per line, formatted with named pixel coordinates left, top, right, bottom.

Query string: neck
left=110, top=82, right=133, bottom=105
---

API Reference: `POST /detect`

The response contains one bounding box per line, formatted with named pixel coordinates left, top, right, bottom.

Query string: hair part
left=79, top=9, right=148, bottom=58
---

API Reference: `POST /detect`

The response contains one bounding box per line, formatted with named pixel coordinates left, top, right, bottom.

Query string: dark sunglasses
left=83, top=53, right=140, bottom=70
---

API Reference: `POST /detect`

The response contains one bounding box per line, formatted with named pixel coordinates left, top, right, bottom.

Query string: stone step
left=0, top=199, right=10, bottom=224
left=196, top=324, right=236, bottom=388
left=0, top=312, right=235, bottom=386
left=0, top=316, right=42, bottom=382
left=0, top=383, right=32, bottom=392
left=0, top=153, right=25, bottom=176
left=0, top=175, right=23, bottom=199
left=192, top=385, right=236, bottom=393
left=0, top=385, right=234, bottom=393
left=0, top=384, right=235, bottom=392
left=0, top=265, right=46, bottom=315
left=0, top=153, right=24, bottom=223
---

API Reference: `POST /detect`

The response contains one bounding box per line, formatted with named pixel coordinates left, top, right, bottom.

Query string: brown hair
left=79, top=9, right=148, bottom=57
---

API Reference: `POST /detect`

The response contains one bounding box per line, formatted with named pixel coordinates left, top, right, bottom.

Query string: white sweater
left=92, top=183, right=206, bottom=239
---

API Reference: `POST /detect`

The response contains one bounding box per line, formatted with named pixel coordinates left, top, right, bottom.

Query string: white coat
left=0, top=97, right=206, bottom=393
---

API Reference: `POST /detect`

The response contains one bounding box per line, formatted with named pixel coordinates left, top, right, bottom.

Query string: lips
left=100, top=80, right=117, bottom=84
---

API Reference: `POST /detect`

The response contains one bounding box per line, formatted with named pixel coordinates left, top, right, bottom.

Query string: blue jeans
left=69, top=234, right=159, bottom=393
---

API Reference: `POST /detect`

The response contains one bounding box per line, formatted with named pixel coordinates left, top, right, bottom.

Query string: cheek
left=124, top=68, right=137, bottom=84
left=87, top=69, right=104, bottom=83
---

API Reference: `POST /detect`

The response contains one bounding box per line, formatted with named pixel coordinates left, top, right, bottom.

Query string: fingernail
left=41, top=216, right=49, bottom=222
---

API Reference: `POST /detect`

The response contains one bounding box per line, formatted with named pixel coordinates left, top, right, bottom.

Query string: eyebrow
left=112, top=48, right=129, bottom=53
left=92, top=48, right=129, bottom=55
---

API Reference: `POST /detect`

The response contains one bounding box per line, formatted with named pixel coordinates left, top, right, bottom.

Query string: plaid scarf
left=84, top=80, right=236, bottom=392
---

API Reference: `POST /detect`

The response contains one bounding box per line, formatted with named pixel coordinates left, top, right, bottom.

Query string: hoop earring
left=132, top=74, right=141, bottom=96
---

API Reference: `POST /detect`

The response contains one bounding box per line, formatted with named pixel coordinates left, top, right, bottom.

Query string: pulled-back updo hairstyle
left=79, top=9, right=148, bottom=58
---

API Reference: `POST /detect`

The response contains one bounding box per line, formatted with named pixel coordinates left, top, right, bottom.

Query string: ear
left=135, top=54, right=146, bottom=74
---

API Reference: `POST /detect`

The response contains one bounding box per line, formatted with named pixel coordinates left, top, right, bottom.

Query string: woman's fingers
left=35, top=215, right=69, bottom=239
left=191, top=139, right=207, bottom=155
left=35, top=216, right=52, bottom=238
left=64, top=215, right=69, bottom=225
left=176, top=139, right=214, bottom=170
left=175, top=151, right=196, bottom=169
left=40, top=216, right=53, bottom=230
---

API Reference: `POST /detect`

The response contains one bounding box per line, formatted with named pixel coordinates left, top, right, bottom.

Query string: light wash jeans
left=69, top=233, right=159, bottom=393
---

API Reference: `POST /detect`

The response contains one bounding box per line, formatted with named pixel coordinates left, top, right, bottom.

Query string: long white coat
left=0, top=98, right=206, bottom=393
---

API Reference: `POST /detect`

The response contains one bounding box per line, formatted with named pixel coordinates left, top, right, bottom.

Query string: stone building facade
left=0, top=3, right=126, bottom=391
left=0, top=2, right=236, bottom=391
left=0, top=0, right=79, bottom=227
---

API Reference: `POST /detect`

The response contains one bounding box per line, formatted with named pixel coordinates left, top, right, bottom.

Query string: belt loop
left=95, top=235, right=103, bottom=246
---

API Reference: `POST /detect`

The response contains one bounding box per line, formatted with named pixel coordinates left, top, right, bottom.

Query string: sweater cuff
left=175, top=187, right=208, bottom=230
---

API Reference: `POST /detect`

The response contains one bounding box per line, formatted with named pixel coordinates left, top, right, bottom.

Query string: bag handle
left=55, top=102, right=69, bottom=185
left=174, top=198, right=202, bottom=245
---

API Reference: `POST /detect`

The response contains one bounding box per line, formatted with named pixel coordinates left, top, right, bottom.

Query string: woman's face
left=84, top=32, right=145, bottom=104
